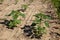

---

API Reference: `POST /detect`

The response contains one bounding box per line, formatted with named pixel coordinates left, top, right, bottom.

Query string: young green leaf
left=8, top=10, right=15, bottom=16
left=9, top=21, right=14, bottom=28
left=14, top=19, right=21, bottom=24
left=6, top=10, right=25, bottom=29
left=34, top=17, right=41, bottom=24
left=44, top=21, right=49, bottom=27
left=34, top=13, right=44, bottom=18
left=19, top=12, right=25, bottom=18
left=43, top=15, right=51, bottom=19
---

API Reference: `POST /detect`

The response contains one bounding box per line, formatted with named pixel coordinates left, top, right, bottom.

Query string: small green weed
left=32, top=13, right=51, bottom=37
left=6, top=10, right=25, bottom=29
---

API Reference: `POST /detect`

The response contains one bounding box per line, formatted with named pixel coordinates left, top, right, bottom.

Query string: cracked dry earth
left=0, top=0, right=60, bottom=40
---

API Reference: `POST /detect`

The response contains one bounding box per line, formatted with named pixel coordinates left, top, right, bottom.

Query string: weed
left=6, top=10, right=25, bottom=29
left=32, top=13, right=51, bottom=37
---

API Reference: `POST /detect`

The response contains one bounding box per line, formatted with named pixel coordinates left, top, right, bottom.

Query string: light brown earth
left=0, top=0, right=60, bottom=40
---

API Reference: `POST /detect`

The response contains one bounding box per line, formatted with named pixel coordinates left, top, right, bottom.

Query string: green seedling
left=8, top=10, right=25, bottom=19
left=8, top=19, right=21, bottom=29
left=34, top=13, right=51, bottom=19
left=51, top=0, right=60, bottom=19
left=33, top=17, right=41, bottom=24
left=32, top=13, right=51, bottom=37
left=6, top=10, right=25, bottom=29
left=44, top=21, right=49, bottom=27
